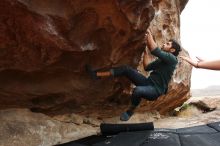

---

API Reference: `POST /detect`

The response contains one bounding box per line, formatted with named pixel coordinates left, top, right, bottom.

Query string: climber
left=86, top=29, right=181, bottom=121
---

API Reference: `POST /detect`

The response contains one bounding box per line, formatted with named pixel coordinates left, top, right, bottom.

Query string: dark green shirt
left=144, top=48, right=178, bottom=94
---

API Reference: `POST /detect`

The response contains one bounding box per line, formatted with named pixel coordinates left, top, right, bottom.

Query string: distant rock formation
left=0, top=0, right=190, bottom=117
left=192, top=85, right=220, bottom=97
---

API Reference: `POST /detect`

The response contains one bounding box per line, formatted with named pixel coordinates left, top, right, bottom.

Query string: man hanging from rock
left=86, top=29, right=181, bottom=121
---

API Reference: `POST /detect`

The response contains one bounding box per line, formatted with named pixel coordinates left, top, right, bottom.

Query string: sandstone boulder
left=0, top=0, right=190, bottom=117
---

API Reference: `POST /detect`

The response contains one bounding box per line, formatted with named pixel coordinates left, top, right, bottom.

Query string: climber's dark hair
left=169, top=39, right=181, bottom=56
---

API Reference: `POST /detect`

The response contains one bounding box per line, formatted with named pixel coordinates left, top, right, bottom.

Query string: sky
left=180, top=0, right=220, bottom=89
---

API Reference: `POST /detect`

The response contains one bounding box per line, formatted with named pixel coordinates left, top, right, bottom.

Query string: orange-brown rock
left=0, top=0, right=190, bottom=117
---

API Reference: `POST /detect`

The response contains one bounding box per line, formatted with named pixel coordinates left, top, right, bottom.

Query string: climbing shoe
left=120, top=110, right=134, bottom=121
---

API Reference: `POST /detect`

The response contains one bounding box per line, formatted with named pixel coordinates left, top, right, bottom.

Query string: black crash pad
left=100, top=122, right=154, bottom=135
left=58, top=121, right=220, bottom=146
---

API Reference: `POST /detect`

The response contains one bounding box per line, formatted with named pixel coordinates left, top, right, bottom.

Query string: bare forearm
left=143, top=51, right=149, bottom=67
left=198, top=60, right=220, bottom=70
left=149, top=40, right=157, bottom=52
left=147, top=38, right=157, bottom=51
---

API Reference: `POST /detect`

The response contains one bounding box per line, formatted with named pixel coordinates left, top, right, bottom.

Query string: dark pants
left=111, top=65, right=160, bottom=106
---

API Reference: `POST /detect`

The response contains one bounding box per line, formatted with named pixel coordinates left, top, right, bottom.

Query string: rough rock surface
left=0, top=109, right=99, bottom=146
left=186, top=96, right=220, bottom=112
left=1, top=97, right=220, bottom=146
left=0, top=0, right=190, bottom=117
